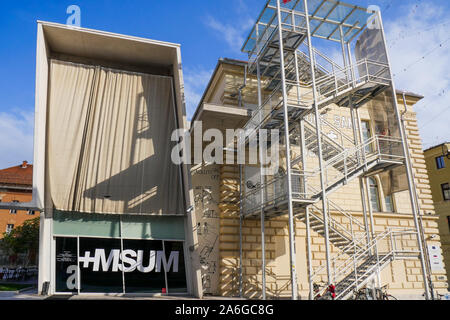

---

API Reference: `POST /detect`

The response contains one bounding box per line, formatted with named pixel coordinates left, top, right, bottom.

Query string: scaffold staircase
left=238, top=0, right=427, bottom=301
left=291, top=117, right=357, bottom=167
left=242, top=133, right=405, bottom=218
left=310, top=227, right=420, bottom=300
left=243, top=55, right=391, bottom=141
left=297, top=198, right=367, bottom=253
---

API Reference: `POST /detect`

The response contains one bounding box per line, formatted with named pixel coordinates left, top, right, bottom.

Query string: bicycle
left=377, top=284, right=397, bottom=300
left=353, top=284, right=397, bottom=300
left=313, top=282, right=336, bottom=300
left=423, top=292, right=449, bottom=300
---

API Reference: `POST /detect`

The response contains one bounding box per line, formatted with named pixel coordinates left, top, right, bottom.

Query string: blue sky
left=0, top=0, right=449, bottom=168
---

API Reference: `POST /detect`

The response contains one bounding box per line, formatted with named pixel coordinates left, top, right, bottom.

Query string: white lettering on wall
left=78, top=249, right=180, bottom=273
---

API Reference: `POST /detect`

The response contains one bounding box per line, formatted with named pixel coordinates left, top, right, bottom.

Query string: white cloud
left=205, top=15, right=254, bottom=54
left=0, top=109, right=34, bottom=169
left=385, top=2, right=450, bottom=148
left=184, top=67, right=214, bottom=119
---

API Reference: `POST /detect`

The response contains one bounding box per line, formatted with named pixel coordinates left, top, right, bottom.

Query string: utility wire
left=393, top=35, right=450, bottom=76
left=420, top=105, right=450, bottom=129
left=389, top=20, right=450, bottom=49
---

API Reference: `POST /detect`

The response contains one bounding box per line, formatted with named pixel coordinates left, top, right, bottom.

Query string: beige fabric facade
left=47, top=60, right=183, bottom=215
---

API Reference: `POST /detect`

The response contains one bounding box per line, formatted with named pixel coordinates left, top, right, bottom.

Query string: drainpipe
left=401, top=92, right=435, bottom=300
left=238, top=65, right=248, bottom=109
left=238, top=61, right=248, bottom=298
left=377, top=10, right=430, bottom=300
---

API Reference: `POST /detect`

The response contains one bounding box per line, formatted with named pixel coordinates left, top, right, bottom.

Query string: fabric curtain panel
left=47, top=60, right=184, bottom=215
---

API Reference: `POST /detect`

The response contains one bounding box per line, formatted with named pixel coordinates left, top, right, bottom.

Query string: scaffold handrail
left=242, top=0, right=375, bottom=54
left=333, top=228, right=420, bottom=299
left=303, top=116, right=355, bottom=149
left=297, top=42, right=345, bottom=75
left=333, top=228, right=418, bottom=280
left=309, top=202, right=356, bottom=243
left=306, top=58, right=390, bottom=87
left=308, top=184, right=366, bottom=231
left=240, top=58, right=391, bottom=144
left=240, top=134, right=405, bottom=217
left=312, top=227, right=420, bottom=299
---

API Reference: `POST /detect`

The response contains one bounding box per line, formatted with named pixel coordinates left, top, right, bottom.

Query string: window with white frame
left=6, top=224, right=14, bottom=234
left=361, top=120, right=373, bottom=153
left=9, top=200, right=19, bottom=214
left=442, top=183, right=450, bottom=201
left=368, top=177, right=381, bottom=212
left=385, top=194, right=395, bottom=213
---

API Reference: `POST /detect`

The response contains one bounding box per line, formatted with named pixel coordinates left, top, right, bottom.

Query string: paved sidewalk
left=0, top=288, right=244, bottom=300
left=0, top=288, right=44, bottom=300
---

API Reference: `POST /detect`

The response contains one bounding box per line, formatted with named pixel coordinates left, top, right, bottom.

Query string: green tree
left=0, top=217, right=39, bottom=265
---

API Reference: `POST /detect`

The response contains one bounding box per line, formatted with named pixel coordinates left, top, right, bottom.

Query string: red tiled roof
left=0, top=162, right=33, bottom=186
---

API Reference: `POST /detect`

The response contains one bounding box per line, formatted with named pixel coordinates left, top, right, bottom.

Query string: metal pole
left=401, top=92, right=435, bottom=300
left=356, top=109, right=368, bottom=169
left=339, top=26, right=348, bottom=81
left=295, top=49, right=314, bottom=300
left=256, top=43, right=267, bottom=300
left=346, top=43, right=354, bottom=85
left=418, top=214, right=436, bottom=300
left=239, top=164, right=243, bottom=298
left=119, top=215, right=126, bottom=294
left=341, top=26, right=360, bottom=162
left=377, top=10, right=430, bottom=300
left=355, top=105, right=372, bottom=251
left=359, top=177, right=372, bottom=247
left=276, top=0, right=298, bottom=299
left=303, top=0, right=332, bottom=285
left=341, top=26, right=360, bottom=165
left=364, top=176, right=382, bottom=295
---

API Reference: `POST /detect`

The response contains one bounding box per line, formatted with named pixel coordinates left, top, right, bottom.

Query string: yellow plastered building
left=190, top=58, right=448, bottom=300
left=424, top=143, right=450, bottom=289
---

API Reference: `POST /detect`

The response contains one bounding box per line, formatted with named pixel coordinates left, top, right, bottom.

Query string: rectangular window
left=27, top=210, right=35, bottom=215
left=79, top=237, right=123, bottom=294
left=436, top=156, right=446, bottom=170
left=442, top=183, right=450, bottom=201
left=369, top=177, right=381, bottom=212
left=361, top=120, right=373, bottom=153
left=10, top=200, right=19, bottom=214
left=55, top=237, right=78, bottom=293
left=55, top=237, right=187, bottom=294
left=385, top=194, right=395, bottom=213
left=6, top=224, right=14, bottom=234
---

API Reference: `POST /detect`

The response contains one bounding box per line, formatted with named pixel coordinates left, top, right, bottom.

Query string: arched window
left=368, top=177, right=381, bottom=212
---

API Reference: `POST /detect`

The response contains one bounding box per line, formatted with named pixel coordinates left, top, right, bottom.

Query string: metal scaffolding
left=238, top=0, right=430, bottom=300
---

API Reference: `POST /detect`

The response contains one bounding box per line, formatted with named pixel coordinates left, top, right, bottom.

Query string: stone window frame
left=441, top=182, right=450, bottom=201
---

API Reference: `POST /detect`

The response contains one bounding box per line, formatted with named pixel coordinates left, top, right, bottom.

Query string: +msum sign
left=55, top=237, right=187, bottom=293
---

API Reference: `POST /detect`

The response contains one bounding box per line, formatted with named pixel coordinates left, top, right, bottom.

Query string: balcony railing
left=241, top=135, right=405, bottom=216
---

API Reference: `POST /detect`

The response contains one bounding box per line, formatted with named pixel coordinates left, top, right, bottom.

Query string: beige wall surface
left=424, top=146, right=450, bottom=287
left=191, top=164, right=221, bottom=295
